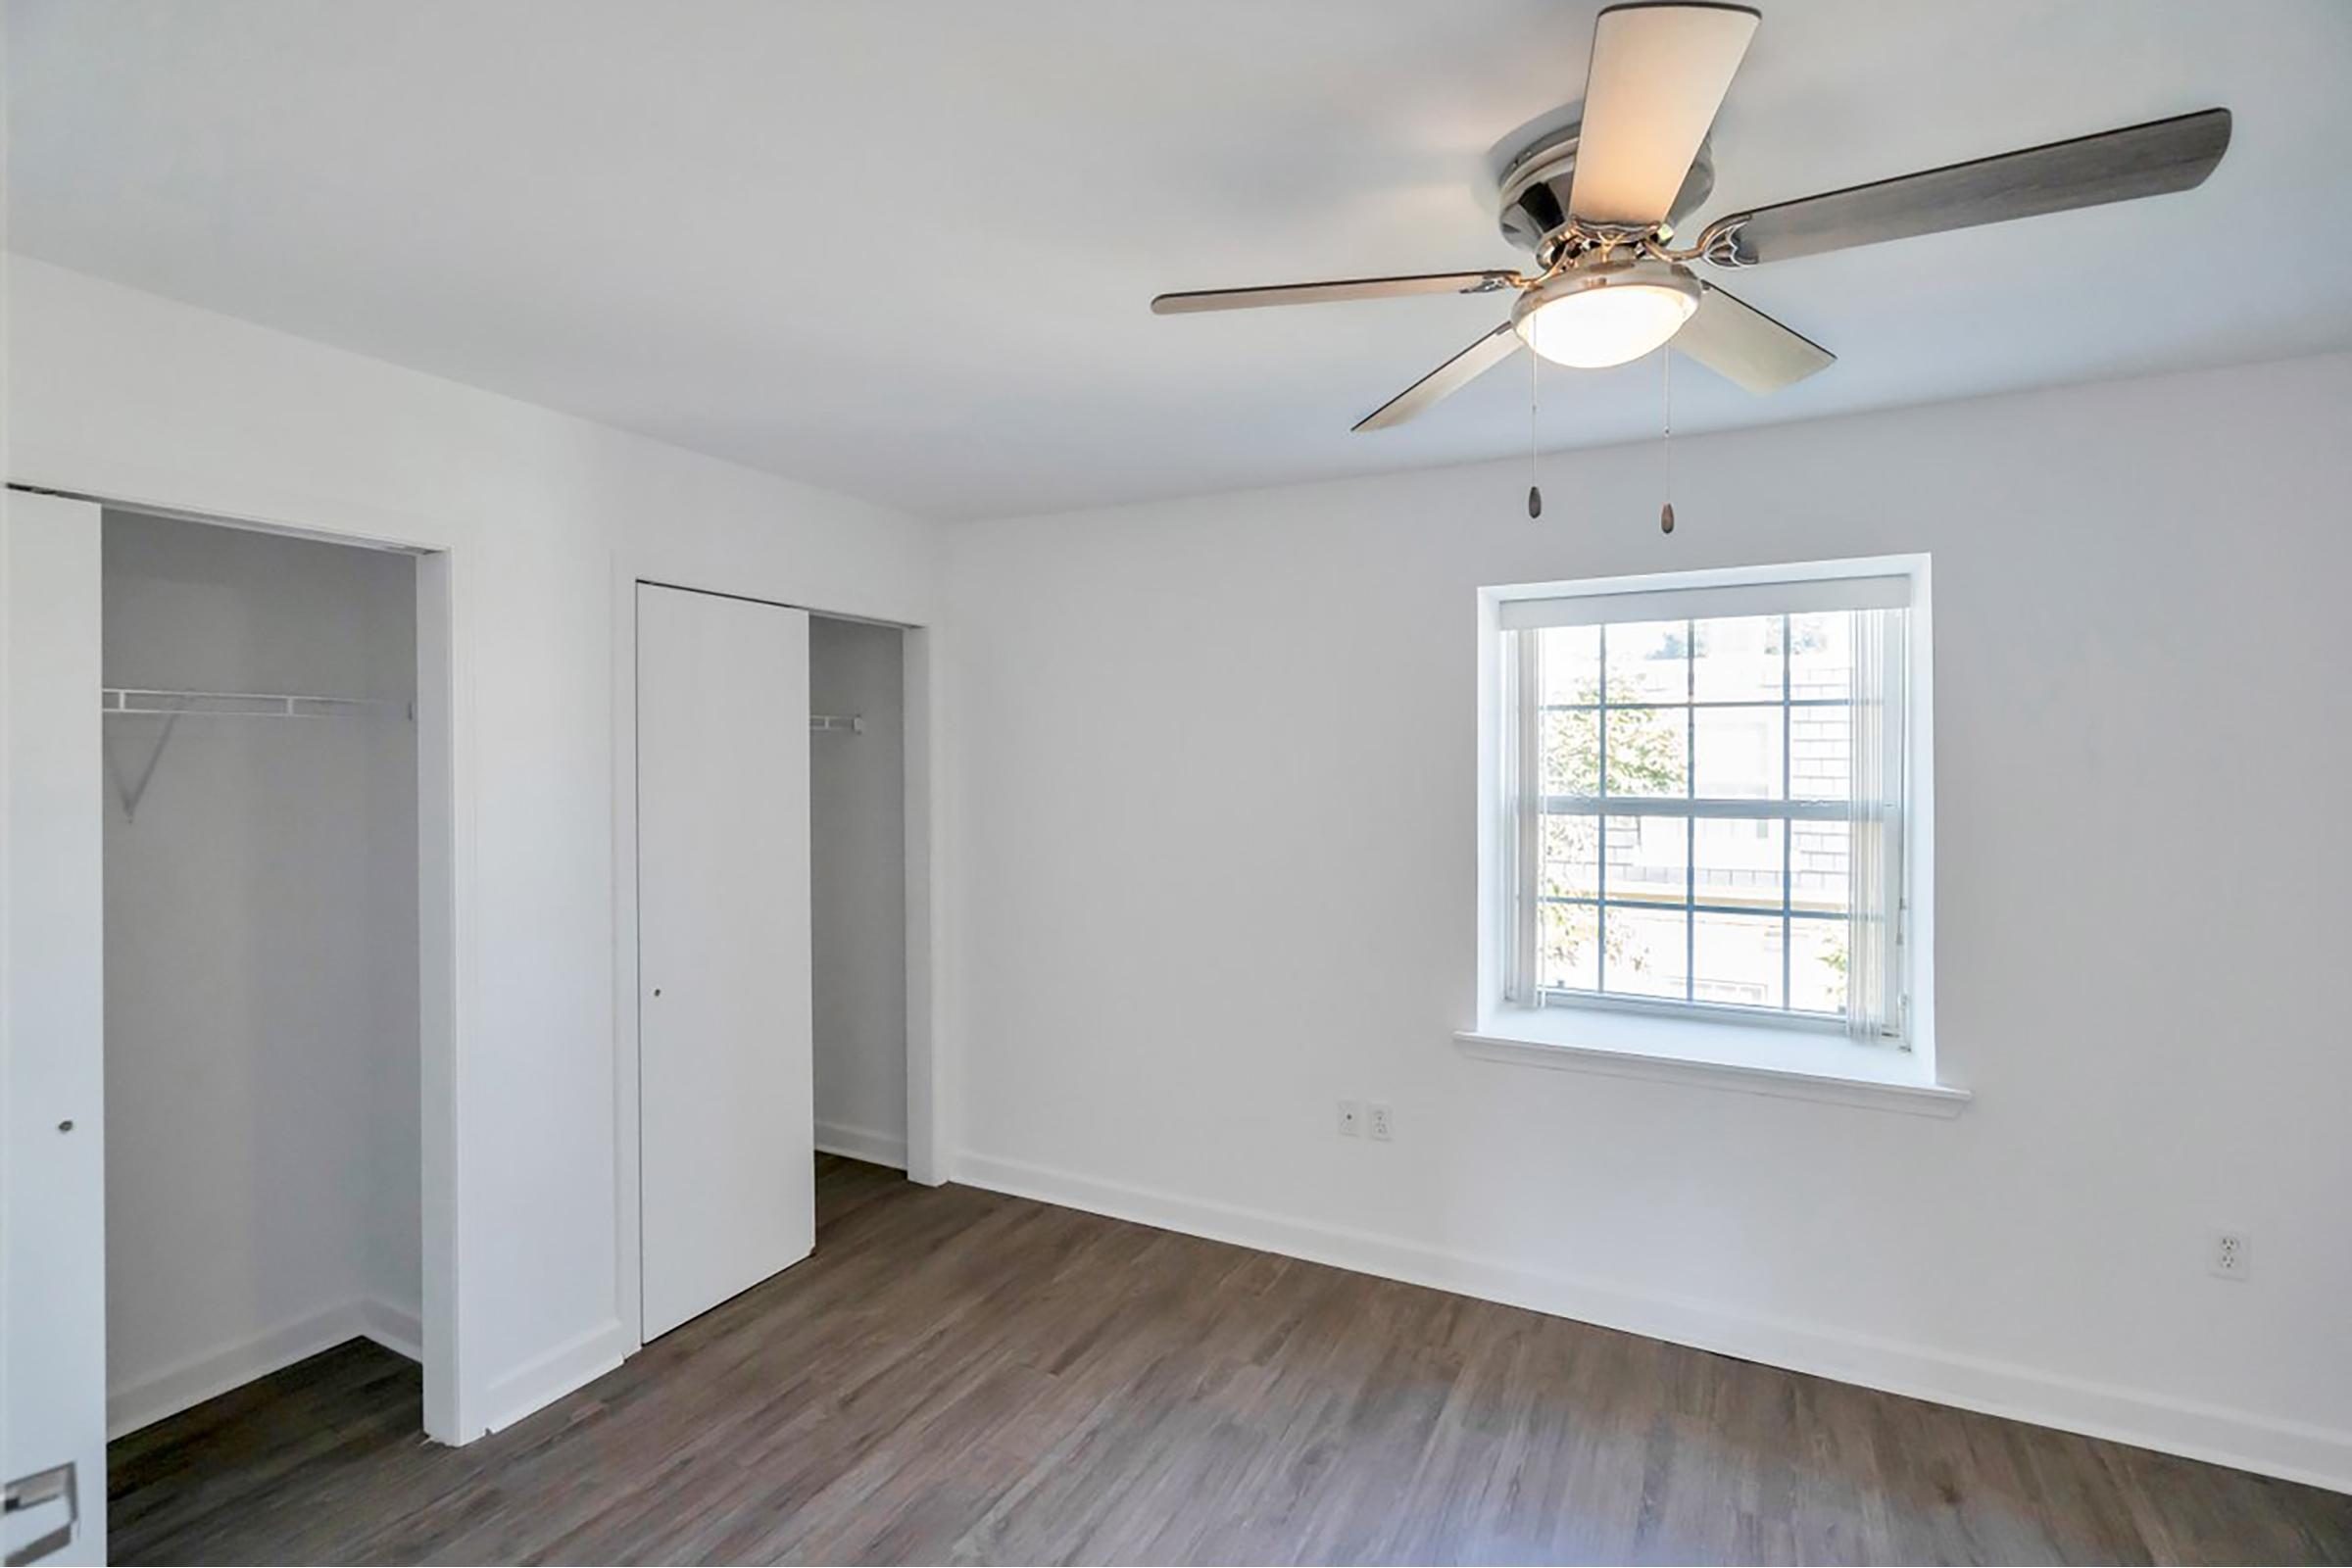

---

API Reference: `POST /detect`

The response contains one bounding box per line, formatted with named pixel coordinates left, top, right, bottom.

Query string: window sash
left=1537, top=795, right=1848, bottom=819
left=1502, top=600, right=1908, bottom=1040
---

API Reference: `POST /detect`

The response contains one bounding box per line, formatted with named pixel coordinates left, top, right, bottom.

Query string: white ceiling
left=11, top=0, right=2351, bottom=521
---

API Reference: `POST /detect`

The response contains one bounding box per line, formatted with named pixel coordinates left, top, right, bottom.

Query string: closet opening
left=99, top=507, right=429, bottom=1448
left=808, top=613, right=910, bottom=1174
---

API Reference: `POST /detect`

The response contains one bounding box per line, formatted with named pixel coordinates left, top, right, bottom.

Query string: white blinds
left=1497, top=573, right=1912, bottom=631
left=1846, top=606, right=1907, bottom=1041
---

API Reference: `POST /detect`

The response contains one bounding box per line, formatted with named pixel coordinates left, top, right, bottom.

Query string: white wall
left=24, top=249, right=2351, bottom=1489
left=809, top=615, right=908, bottom=1167
left=942, top=351, right=2352, bottom=1491
left=6, top=257, right=945, bottom=1440
left=101, top=511, right=419, bottom=1433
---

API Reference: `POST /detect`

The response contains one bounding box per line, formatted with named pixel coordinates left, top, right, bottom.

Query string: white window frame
left=1465, top=555, right=1951, bottom=1108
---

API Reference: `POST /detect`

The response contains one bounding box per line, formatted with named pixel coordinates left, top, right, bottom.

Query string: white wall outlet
left=2209, top=1230, right=2250, bottom=1281
left=1368, top=1102, right=1394, bottom=1141
left=1337, top=1099, right=1361, bottom=1137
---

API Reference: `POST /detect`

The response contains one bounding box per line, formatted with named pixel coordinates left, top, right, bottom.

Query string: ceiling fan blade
left=1671, top=282, right=1834, bottom=393
left=1152, top=270, right=1520, bottom=315
left=1353, top=322, right=1522, bottom=432
left=1568, top=2, right=1760, bottom=229
left=1711, top=108, right=2231, bottom=266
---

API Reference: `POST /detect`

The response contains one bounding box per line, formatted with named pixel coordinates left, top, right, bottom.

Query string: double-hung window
left=1495, top=565, right=1917, bottom=1044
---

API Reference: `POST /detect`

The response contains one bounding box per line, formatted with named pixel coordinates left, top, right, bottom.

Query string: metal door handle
left=4, top=1461, right=76, bottom=1566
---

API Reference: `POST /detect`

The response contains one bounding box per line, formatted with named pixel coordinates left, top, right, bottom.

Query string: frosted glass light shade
left=1511, top=264, right=1701, bottom=369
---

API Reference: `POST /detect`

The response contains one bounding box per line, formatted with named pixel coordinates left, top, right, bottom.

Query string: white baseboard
left=954, top=1151, right=2352, bottom=1496
left=358, top=1298, right=423, bottom=1362
left=477, top=1316, right=628, bottom=1439
left=816, top=1117, right=907, bottom=1170
left=107, top=1295, right=420, bottom=1439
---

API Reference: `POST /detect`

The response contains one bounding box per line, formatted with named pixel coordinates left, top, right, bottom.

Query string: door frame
left=609, top=559, right=947, bottom=1356
left=3, top=482, right=469, bottom=1445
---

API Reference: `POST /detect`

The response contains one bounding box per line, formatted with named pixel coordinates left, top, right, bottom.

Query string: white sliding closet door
left=637, top=583, right=815, bottom=1340
left=2, top=493, right=106, bottom=1566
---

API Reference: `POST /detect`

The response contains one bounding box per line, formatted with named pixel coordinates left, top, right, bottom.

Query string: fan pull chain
left=1527, top=347, right=1544, bottom=519
left=1659, top=348, right=1677, bottom=535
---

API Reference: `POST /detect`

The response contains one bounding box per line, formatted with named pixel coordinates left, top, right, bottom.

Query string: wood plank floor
left=112, top=1155, right=2352, bottom=1565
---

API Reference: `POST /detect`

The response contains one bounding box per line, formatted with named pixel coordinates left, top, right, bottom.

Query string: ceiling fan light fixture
left=1511, top=262, right=1702, bottom=368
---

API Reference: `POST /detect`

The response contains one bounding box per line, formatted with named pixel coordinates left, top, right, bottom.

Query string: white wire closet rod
left=106, top=688, right=850, bottom=729
left=102, top=687, right=414, bottom=720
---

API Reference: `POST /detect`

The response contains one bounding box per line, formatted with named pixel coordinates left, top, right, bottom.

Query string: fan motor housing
left=1493, top=116, right=1717, bottom=256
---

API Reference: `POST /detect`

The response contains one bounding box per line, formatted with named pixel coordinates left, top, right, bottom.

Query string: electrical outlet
left=1368, top=1102, right=1394, bottom=1141
left=2209, top=1230, right=2250, bottom=1281
left=1337, top=1100, right=1362, bottom=1138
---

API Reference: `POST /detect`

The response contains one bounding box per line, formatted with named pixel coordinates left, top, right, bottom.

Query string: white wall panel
left=944, top=351, right=2352, bottom=1490
left=6, top=259, right=942, bottom=1438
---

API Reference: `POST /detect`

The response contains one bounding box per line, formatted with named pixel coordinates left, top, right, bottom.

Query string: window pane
left=1789, top=819, right=1849, bottom=917
left=1604, top=618, right=1689, bottom=703
left=1790, top=917, right=1848, bottom=1014
left=1788, top=699, right=1851, bottom=802
left=1604, top=814, right=1686, bottom=909
left=1691, top=614, right=1782, bottom=703
left=1541, top=813, right=1599, bottom=900
left=1692, top=706, right=1785, bottom=800
left=1542, top=707, right=1599, bottom=795
left=1606, top=906, right=1688, bottom=1000
left=1788, top=611, right=1853, bottom=700
left=1540, top=900, right=1598, bottom=992
left=1693, top=912, right=1786, bottom=1009
left=1692, top=817, right=1783, bottom=911
left=1537, top=624, right=1601, bottom=706
left=1502, top=585, right=1897, bottom=1033
left=1604, top=706, right=1688, bottom=797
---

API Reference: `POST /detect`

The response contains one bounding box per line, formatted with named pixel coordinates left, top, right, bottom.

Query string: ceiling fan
left=1151, top=2, right=2231, bottom=432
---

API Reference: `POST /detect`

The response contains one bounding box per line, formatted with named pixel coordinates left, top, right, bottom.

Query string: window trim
left=1452, top=1017, right=1971, bottom=1118
left=1472, top=555, right=1943, bottom=1096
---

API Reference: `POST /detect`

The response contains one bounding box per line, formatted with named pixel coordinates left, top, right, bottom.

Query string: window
left=1494, top=565, right=1916, bottom=1043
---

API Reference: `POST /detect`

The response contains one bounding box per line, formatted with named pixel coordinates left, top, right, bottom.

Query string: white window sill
left=1454, top=1006, right=1971, bottom=1118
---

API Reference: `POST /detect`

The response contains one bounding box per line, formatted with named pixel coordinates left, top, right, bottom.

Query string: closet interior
left=808, top=613, right=908, bottom=1171
left=100, top=510, right=422, bottom=1437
